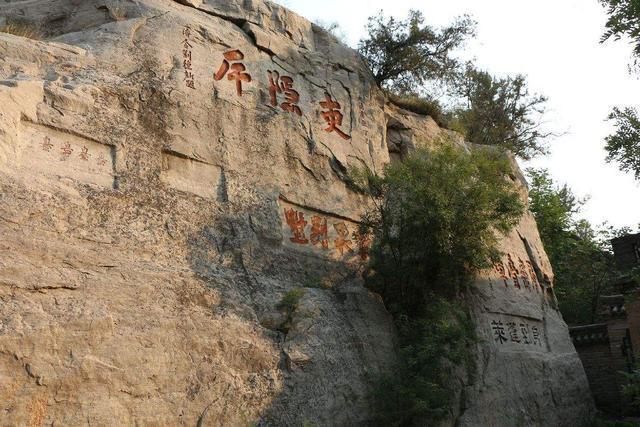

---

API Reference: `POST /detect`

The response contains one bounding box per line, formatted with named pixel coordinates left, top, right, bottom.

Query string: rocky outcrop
left=0, top=1, right=592, bottom=425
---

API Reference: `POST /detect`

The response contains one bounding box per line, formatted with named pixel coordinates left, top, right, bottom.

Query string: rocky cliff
left=0, top=1, right=593, bottom=425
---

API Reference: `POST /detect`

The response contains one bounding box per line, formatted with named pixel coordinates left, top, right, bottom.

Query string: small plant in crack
left=277, top=288, right=306, bottom=333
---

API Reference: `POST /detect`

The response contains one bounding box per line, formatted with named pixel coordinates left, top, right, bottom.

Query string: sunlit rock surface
left=0, top=1, right=592, bottom=425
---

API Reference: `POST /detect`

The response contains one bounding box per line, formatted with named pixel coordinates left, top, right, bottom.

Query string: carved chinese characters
left=492, top=253, right=543, bottom=293
left=320, top=92, right=351, bottom=140
left=353, top=231, right=372, bottom=260
left=280, top=200, right=370, bottom=261
left=268, top=71, right=302, bottom=116
left=284, top=208, right=309, bottom=244
left=214, top=49, right=252, bottom=96
left=60, top=142, right=73, bottom=159
left=182, top=42, right=354, bottom=140
left=333, top=222, right=354, bottom=256
left=310, top=215, right=329, bottom=249
left=491, top=320, right=508, bottom=344
left=182, top=27, right=195, bottom=89
left=41, top=136, right=53, bottom=152
left=490, top=317, right=544, bottom=349
left=17, top=122, right=115, bottom=189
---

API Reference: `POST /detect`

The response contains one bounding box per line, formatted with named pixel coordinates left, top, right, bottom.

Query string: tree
left=451, top=66, right=551, bottom=160
left=527, top=168, right=585, bottom=262
left=600, top=0, right=640, bottom=70
left=358, top=10, right=553, bottom=160
left=361, top=144, right=524, bottom=311
left=605, top=106, right=640, bottom=180
left=526, top=169, right=619, bottom=325
left=356, top=143, right=523, bottom=425
left=357, top=10, right=475, bottom=94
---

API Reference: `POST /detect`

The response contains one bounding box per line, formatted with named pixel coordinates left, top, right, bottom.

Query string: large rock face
left=0, top=1, right=593, bottom=425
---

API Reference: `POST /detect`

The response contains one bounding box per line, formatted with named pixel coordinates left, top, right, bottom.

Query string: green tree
left=526, top=168, right=585, bottom=261
left=526, top=169, right=618, bottom=324
left=357, top=10, right=475, bottom=94
left=605, top=106, right=640, bottom=180
left=599, top=1, right=640, bottom=180
left=361, top=144, right=524, bottom=311
left=357, top=144, right=524, bottom=425
left=451, top=66, right=551, bottom=160
left=600, top=0, right=640, bottom=69
left=357, top=10, right=552, bottom=159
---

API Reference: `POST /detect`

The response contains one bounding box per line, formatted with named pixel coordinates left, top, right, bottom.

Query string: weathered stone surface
left=0, top=0, right=592, bottom=425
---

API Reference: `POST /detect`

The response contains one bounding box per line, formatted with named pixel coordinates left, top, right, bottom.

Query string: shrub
left=277, top=288, right=306, bottom=333
left=621, top=369, right=640, bottom=411
left=372, top=298, right=476, bottom=426
left=358, top=143, right=524, bottom=424
left=362, top=144, right=524, bottom=310
left=386, top=92, right=450, bottom=128
left=278, top=288, right=306, bottom=311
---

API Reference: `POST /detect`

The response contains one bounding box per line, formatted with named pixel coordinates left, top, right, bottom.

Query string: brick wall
left=571, top=324, right=623, bottom=413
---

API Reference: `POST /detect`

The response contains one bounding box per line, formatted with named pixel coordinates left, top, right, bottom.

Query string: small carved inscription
left=491, top=320, right=543, bottom=347
left=492, top=253, right=542, bottom=293
left=490, top=315, right=545, bottom=351
left=182, top=27, right=196, bottom=89
left=17, top=122, right=115, bottom=188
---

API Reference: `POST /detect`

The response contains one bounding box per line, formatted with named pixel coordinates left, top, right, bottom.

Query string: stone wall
left=0, top=0, right=593, bottom=425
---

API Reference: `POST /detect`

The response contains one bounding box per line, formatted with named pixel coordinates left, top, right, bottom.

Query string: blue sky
left=273, top=0, right=640, bottom=230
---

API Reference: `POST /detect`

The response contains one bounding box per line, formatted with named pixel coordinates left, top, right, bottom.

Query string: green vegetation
left=592, top=416, right=640, bottom=427
left=526, top=168, right=624, bottom=325
left=358, top=10, right=475, bottom=94
left=277, top=288, right=306, bottom=333
left=0, top=20, right=42, bottom=40
left=385, top=92, right=450, bottom=128
left=621, top=369, right=640, bottom=411
left=358, top=10, right=551, bottom=160
left=450, top=66, right=551, bottom=160
left=372, top=298, right=475, bottom=425
left=356, top=144, right=523, bottom=425
left=361, top=145, right=524, bottom=305
left=314, top=20, right=347, bottom=43
left=600, top=1, right=640, bottom=179
left=600, top=0, right=640, bottom=69
left=605, top=107, right=640, bottom=180
left=302, top=277, right=331, bottom=290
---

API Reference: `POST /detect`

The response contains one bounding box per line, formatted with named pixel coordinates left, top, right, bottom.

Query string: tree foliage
left=356, top=144, right=523, bottom=425
left=600, top=0, right=640, bottom=69
left=358, top=10, right=551, bottom=160
left=605, top=106, right=640, bottom=180
left=357, top=10, right=475, bottom=94
left=361, top=144, right=524, bottom=313
left=526, top=169, right=620, bottom=325
left=372, top=299, right=475, bottom=426
left=450, top=66, right=551, bottom=160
